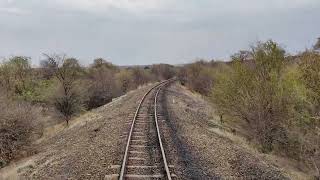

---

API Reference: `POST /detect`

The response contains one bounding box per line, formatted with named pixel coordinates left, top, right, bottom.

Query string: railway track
left=118, top=80, right=175, bottom=180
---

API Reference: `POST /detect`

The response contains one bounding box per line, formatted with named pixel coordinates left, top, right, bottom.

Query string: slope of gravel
left=0, top=84, right=155, bottom=180
left=163, top=82, right=290, bottom=179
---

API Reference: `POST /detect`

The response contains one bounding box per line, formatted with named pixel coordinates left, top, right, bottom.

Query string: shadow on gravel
left=160, top=83, right=221, bottom=180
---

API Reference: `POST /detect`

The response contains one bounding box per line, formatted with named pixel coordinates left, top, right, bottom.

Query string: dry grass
left=0, top=96, right=43, bottom=168
left=205, top=106, right=315, bottom=179
left=208, top=125, right=313, bottom=179
left=35, top=83, right=149, bottom=144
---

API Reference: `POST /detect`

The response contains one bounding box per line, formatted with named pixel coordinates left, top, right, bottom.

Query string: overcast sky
left=0, top=0, right=319, bottom=65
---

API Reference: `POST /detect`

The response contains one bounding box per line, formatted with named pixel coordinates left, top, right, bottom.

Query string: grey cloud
left=0, top=0, right=319, bottom=65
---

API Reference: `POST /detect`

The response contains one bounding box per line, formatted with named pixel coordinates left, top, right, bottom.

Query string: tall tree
left=43, top=54, right=83, bottom=124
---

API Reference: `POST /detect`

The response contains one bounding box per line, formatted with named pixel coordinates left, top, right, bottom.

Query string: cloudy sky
left=0, top=0, right=319, bottom=65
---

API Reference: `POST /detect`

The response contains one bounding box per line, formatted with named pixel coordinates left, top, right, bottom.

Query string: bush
left=53, top=92, right=84, bottom=122
left=298, top=51, right=320, bottom=177
left=131, top=67, right=154, bottom=86
left=0, top=96, right=42, bottom=168
left=86, top=59, right=118, bottom=109
left=0, top=56, right=34, bottom=100
left=211, top=40, right=304, bottom=152
left=115, top=69, right=135, bottom=94
left=209, top=41, right=320, bottom=177
left=179, top=61, right=216, bottom=96
left=299, top=51, right=320, bottom=114
left=151, top=64, right=176, bottom=80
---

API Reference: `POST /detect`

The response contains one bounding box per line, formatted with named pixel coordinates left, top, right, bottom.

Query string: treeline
left=1, top=41, right=319, bottom=176
left=179, top=40, right=320, bottom=177
left=0, top=54, right=175, bottom=167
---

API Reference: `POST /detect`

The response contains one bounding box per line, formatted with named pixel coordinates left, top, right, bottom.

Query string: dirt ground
left=0, top=84, right=155, bottom=180
left=162, top=82, right=292, bottom=179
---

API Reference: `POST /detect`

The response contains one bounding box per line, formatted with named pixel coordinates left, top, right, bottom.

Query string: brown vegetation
left=0, top=95, right=42, bottom=168
left=1, top=38, right=319, bottom=178
left=151, top=64, right=176, bottom=80
left=179, top=40, right=320, bottom=178
left=178, top=60, right=222, bottom=96
left=42, top=54, right=85, bottom=124
left=0, top=54, right=173, bottom=168
left=86, top=58, right=119, bottom=109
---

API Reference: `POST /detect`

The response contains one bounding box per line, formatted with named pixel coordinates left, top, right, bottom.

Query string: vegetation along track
left=118, top=79, right=176, bottom=180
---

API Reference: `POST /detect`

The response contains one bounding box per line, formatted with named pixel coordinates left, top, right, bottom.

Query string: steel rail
left=154, top=81, right=172, bottom=180
left=119, top=80, right=170, bottom=180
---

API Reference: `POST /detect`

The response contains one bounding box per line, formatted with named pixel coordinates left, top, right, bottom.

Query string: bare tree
left=40, top=56, right=58, bottom=79
left=42, top=54, right=83, bottom=125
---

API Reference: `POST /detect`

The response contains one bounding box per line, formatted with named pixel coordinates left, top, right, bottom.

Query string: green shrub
left=212, top=40, right=306, bottom=152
